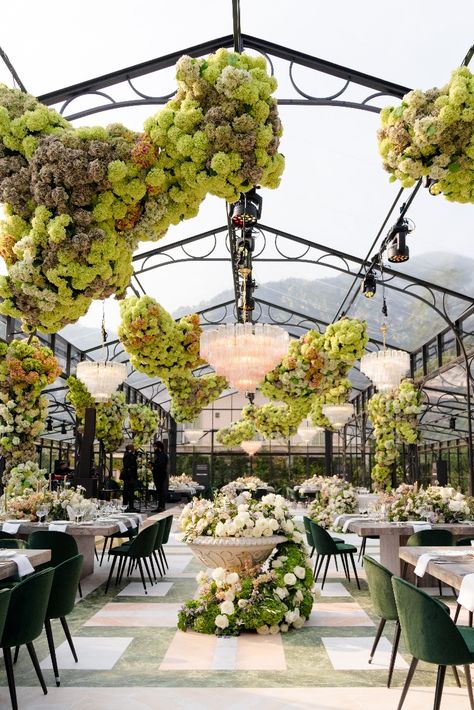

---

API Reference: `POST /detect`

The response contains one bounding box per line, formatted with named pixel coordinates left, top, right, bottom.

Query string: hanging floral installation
left=216, top=319, right=367, bottom=443
left=66, top=376, right=127, bottom=453
left=128, top=403, right=160, bottom=447
left=118, top=295, right=227, bottom=423
left=0, top=49, right=284, bottom=333
left=367, top=379, right=422, bottom=488
left=0, top=338, right=61, bottom=479
left=378, top=66, right=474, bottom=203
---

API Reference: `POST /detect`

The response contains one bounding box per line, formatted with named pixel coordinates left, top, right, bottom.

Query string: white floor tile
left=118, top=582, right=173, bottom=597
left=85, top=602, right=182, bottom=627
left=306, top=602, right=374, bottom=627
left=40, top=636, right=133, bottom=671
left=315, top=582, right=352, bottom=597
left=322, top=636, right=409, bottom=671
left=165, top=555, right=193, bottom=573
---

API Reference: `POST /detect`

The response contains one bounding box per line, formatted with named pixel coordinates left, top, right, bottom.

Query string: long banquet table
left=399, top=545, right=474, bottom=592
left=346, top=520, right=474, bottom=575
left=0, top=548, right=51, bottom=581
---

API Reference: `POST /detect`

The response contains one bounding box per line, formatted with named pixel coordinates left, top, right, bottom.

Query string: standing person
left=121, top=444, right=138, bottom=512
left=152, top=441, right=169, bottom=513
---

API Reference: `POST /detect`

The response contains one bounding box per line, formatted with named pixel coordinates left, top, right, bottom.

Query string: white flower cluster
left=4, top=460, right=47, bottom=497
left=387, top=483, right=472, bottom=523
left=308, top=479, right=357, bottom=530
left=221, top=475, right=267, bottom=495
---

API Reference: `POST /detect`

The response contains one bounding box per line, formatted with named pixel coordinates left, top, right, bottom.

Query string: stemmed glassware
left=37, top=504, right=50, bottom=523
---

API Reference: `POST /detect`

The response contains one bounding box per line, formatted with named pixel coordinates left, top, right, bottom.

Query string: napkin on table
left=2, top=522, right=21, bottom=534
left=414, top=549, right=469, bottom=577
left=457, top=573, right=474, bottom=613
left=48, top=522, right=69, bottom=532
left=12, top=554, right=34, bottom=577
left=409, top=522, right=432, bottom=534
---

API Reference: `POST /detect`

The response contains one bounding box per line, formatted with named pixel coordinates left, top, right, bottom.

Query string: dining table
left=399, top=545, right=474, bottom=592
left=0, top=513, right=144, bottom=578
left=0, top=548, right=51, bottom=581
left=346, top=520, right=474, bottom=576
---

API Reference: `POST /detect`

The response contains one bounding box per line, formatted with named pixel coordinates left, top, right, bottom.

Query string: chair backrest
left=392, top=576, right=472, bottom=666
left=363, top=555, right=398, bottom=621
left=1, top=568, right=54, bottom=647
left=154, top=518, right=168, bottom=549
left=128, top=522, right=159, bottom=558
left=309, top=520, right=338, bottom=555
left=407, top=529, right=454, bottom=547
left=27, top=530, right=79, bottom=565
left=0, top=538, right=25, bottom=549
left=161, top=514, right=173, bottom=545
left=303, top=516, right=315, bottom=548
left=0, top=531, right=14, bottom=539
left=0, top=588, right=11, bottom=643
left=46, top=554, right=84, bottom=620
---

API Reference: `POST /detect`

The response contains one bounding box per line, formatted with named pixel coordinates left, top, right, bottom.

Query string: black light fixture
left=46, top=417, right=53, bottom=432
left=449, top=416, right=456, bottom=430
left=386, top=215, right=414, bottom=263
left=231, top=187, right=262, bottom=227
left=362, top=271, right=377, bottom=298
left=61, top=421, right=67, bottom=435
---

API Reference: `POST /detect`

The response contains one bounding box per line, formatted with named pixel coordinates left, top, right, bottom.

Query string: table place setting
left=1, top=520, right=22, bottom=534
left=414, top=549, right=474, bottom=577
left=0, top=549, right=34, bottom=577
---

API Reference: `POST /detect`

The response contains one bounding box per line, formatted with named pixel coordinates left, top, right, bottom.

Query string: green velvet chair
left=392, top=576, right=474, bottom=710
left=0, top=539, right=25, bottom=549
left=1, top=568, right=54, bottom=710
left=303, top=516, right=343, bottom=560
left=99, top=520, right=139, bottom=566
left=310, top=520, right=360, bottom=590
left=403, top=528, right=454, bottom=596
left=105, top=522, right=159, bottom=595
left=364, top=555, right=400, bottom=686
left=27, top=529, right=83, bottom=597
left=160, top=514, right=174, bottom=570
left=44, top=554, right=83, bottom=687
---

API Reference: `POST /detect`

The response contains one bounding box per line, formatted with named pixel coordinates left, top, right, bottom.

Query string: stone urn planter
left=187, top=535, right=287, bottom=572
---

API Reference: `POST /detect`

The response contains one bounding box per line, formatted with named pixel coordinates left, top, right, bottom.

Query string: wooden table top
left=399, top=546, right=474, bottom=591
left=0, top=548, right=51, bottom=581
left=0, top=518, right=139, bottom=537
left=347, top=521, right=474, bottom=537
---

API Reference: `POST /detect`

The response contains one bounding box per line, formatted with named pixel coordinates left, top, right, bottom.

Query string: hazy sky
left=1, top=0, right=473, bottom=335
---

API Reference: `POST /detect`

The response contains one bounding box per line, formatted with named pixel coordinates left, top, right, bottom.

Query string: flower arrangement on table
left=378, top=67, right=474, bottom=203
left=0, top=48, right=283, bottom=333
left=220, top=475, right=268, bottom=496
left=169, top=473, right=195, bottom=490
left=386, top=483, right=472, bottom=523
left=367, top=379, right=422, bottom=489
left=178, top=492, right=313, bottom=634
left=67, top=376, right=127, bottom=453
left=308, top=480, right=357, bottom=531
left=128, top=403, right=159, bottom=447
left=0, top=338, right=61, bottom=479
left=1, top=477, right=96, bottom=521
left=118, top=296, right=227, bottom=422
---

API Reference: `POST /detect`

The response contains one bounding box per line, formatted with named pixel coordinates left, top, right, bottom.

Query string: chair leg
left=368, top=618, right=386, bottom=664
left=100, top=536, right=109, bottom=566
left=149, top=553, right=157, bottom=582
left=321, top=555, right=331, bottom=590
left=464, top=664, right=474, bottom=710
left=309, top=545, right=314, bottom=559
left=117, top=556, right=127, bottom=584
left=314, top=555, right=325, bottom=583
left=313, top=554, right=320, bottom=579
left=104, top=556, right=117, bottom=594
left=358, top=536, right=367, bottom=563
left=341, top=554, right=350, bottom=581
left=94, top=545, right=99, bottom=562
left=44, top=618, right=60, bottom=687
left=153, top=550, right=164, bottom=578
left=433, top=665, right=446, bottom=710
left=143, top=557, right=154, bottom=586
left=60, top=617, right=78, bottom=663
left=397, top=656, right=418, bottom=710
left=334, top=555, right=338, bottom=572
left=451, top=665, right=461, bottom=688
left=137, top=559, right=147, bottom=594
left=107, top=536, right=115, bottom=561
left=387, top=621, right=401, bottom=688
left=161, top=547, right=169, bottom=569
left=13, top=645, right=19, bottom=663
left=401, top=561, right=408, bottom=580
left=470, top=611, right=473, bottom=627
left=438, top=579, right=443, bottom=597
left=78, top=581, right=83, bottom=599
left=454, top=603, right=461, bottom=623
left=26, top=641, right=47, bottom=695
left=3, top=646, right=18, bottom=710
left=349, top=553, right=361, bottom=590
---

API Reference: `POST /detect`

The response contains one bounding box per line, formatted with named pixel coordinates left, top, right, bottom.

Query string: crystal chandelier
left=200, top=323, right=289, bottom=392
left=240, top=439, right=263, bottom=456
left=184, top=429, right=204, bottom=445
left=322, top=403, right=354, bottom=429
left=360, top=324, right=409, bottom=392
left=76, top=361, right=127, bottom=403
left=297, top=421, right=323, bottom=443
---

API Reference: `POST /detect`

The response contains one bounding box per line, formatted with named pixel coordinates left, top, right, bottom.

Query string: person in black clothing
left=152, top=441, right=169, bottom=512
left=121, top=444, right=138, bottom=512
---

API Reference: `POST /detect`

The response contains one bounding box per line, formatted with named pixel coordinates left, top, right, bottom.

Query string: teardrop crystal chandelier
left=184, top=429, right=204, bottom=445
left=297, top=420, right=324, bottom=443
left=76, top=361, right=127, bottom=402
left=322, top=403, right=354, bottom=429
left=240, top=439, right=263, bottom=456
left=200, top=322, right=289, bottom=392
left=360, top=325, right=409, bottom=392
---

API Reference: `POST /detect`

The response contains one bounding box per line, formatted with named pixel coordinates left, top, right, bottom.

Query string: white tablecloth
left=457, top=573, right=474, bottom=613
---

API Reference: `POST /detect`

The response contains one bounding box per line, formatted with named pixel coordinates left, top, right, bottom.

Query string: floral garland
left=378, top=67, right=474, bottom=203
left=385, top=483, right=473, bottom=523
left=67, top=376, right=127, bottom=453
left=308, top=479, right=357, bottom=531
left=367, top=379, right=422, bottom=488
left=0, top=49, right=284, bottom=333
left=128, top=403, right=159, bottom=447
left=178, top=492, right=313, bottom=634
left=0, top=338, right=61, bottom=477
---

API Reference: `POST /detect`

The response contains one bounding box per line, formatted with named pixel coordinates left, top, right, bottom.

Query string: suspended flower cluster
left=0, top=338, right=61, bottom=478
left=367, top=379, right=422, bottom=488
left=378, top=67, right=474, bottom=203
left=4, top=460, right=47, bottom=497
left=216, top=418, right=256, bottom=446
left=128, top=403, right=159, bottom=447
left=386, top=483, right=473, bottom=523
left=118, top=296, right=227, bottom=423
left=308, top=479, right=357, bottom=530
left=0, top=49, right=284, bottom=333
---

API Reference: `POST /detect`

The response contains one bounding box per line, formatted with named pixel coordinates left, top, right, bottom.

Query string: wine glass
left=37, top=504, right=50, bottom=523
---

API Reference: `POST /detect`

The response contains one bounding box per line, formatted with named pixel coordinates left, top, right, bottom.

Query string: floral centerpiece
left=178, top=491, right=314, bottom=635
left=220, top=475, right=269, bottom=496
left=169, top=473, right=194, bottom=489
left=128, top=403, right=159, bottom=447
left=0, top=49, right=284, bottom=333
left=367, top=379, right=422, bottom=488
left=308, top=479, right=357, bottom=531
left=2, top=480, right=97, bottom=521
left=386, top=483, right=472, bottom=523
left=378, top=67, right=474, bottom=203
left=0, top=338, right=61, bottom=478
